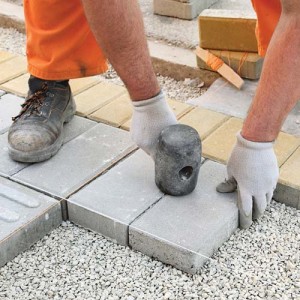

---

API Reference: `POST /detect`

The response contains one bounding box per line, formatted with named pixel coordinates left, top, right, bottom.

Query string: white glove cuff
left=237, top=131, right=274, bottom=150
left=131, top=91, right=163, bottom=109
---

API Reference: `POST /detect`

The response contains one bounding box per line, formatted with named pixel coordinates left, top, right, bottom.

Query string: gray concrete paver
left=188, top=78, right=258, bottom=119
left=0, top=115, right=98, bottom=177
left=0, top=176, right=62, bottom=267
left=12, top=123, right=136, bottom=198
left=0, top=93, right=23, bottom=134
left=63, top=115, right=98, bottom=144
left=129, top=160, right=238, bottom=274
left=68, top=150, right=163, bottom=246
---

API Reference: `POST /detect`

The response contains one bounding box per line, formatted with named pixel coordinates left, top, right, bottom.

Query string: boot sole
left=8, top=97, right=76, bottom=163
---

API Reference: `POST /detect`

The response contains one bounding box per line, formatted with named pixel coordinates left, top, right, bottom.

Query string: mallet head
left=155, top=124, right=202, bottom=196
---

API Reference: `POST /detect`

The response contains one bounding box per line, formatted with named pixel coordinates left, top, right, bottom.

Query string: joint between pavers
left=2, top=174, right=65, bottom=202
left=66, top=145, right=138, bottom=199
left=129, top=226, right=218, bottom=265
left=128, top=194, right=165, bottom=227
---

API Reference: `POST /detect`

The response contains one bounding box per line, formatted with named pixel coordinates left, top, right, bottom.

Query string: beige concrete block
left=89, top=93, right=132, bottom=127
left=69, top=76, right=101, bottom=96
left=0, top=56, right=27, bottom=84
left=121, top=118, right=131, bottom=131
left=0, top=73, right=29, bottom=97
left=154, top=0, right=218, bottom=20
left=203, top=117, right=300, bottom=165
left=0, top=75, right=102, bottom=98
left=167, top=98, right=193, bottom=119
left=202, top=117, right=243, bottom=163
left=197, top=50, right=263, bottom=80
left=274, top=133, right=300, bottom=167
left=279, top=147, right=300, bottom=190
left=74, top=82, right=126, bottom=116
left=0, top=51, right=15, bottom=63
left=179, top=107, right=229, bottom=140
left=199, top=9, right=257, bottom=52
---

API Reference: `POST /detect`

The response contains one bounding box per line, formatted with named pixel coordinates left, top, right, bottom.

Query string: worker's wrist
left=240, top=129, right=276, bottom=143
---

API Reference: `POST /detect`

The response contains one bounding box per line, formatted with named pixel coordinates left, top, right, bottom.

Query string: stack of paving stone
left=153, top=0, right=219, bottom=20
left=197, top=9, right=264, bottom=80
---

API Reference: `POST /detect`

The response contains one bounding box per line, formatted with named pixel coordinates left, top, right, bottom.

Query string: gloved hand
left=217, top=132, right=279, bottom=229
left=130, top=91, right=177, bottom=159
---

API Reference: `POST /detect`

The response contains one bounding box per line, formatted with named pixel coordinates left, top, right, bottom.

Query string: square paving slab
left=129, top=160, right=238, bottom=274
left=188, top=78, right=257, bottom=119
left=12, top=123, right=136, bottom=198
left=0, top=116, right=97, bottom=177
left=0, top=56, right=27, bottom=85
left=68, top=150, right=163, bottom=246
left=0, top=177, right=62, bottom=267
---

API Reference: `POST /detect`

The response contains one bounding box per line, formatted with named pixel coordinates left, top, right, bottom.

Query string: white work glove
left=217, top=132, right=279, bottom=229
left=130, top=91, right=177, bottom=159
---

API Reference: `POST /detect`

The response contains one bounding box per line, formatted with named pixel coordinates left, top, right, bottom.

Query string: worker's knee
left=281, top=0, right=300, bottom=15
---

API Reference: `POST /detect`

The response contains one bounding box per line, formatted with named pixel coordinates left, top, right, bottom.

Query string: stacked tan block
left=153, top=0, right=218, bottom=20
left=197, top=9, right=264, bottom=80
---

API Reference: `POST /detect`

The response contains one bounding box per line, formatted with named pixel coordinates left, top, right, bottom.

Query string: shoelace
left=12, top=83, right=48, bottom=122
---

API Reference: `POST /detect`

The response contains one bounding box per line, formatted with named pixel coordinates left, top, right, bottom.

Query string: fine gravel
left=0, top=202, right=299, bottom=300
left=0, top=28, right=25, bottom=56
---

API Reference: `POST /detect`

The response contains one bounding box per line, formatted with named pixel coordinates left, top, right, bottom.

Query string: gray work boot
left=8, top=76, right=76, bottom=163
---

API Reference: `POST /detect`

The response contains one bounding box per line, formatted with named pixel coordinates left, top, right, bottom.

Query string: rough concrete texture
left=130, top=160, right=238, bottom=274
left=0, top=177, right=62, bottom=267
left=197, top=50, right=264, bottom=80
left=68, top=150, right=163, bottom=246
left=274, top=183, right=300, bottom=210
left=12, top=123, right=136, bottom=198
left=199, top=9, right=257, bottom=52
left=154, top=0, right=218, bottom=20
left=155, top=124, right=201, bottom=196
left=188, top=78, right=300, bottom=136
left=0, top=132, right=28, bottom=176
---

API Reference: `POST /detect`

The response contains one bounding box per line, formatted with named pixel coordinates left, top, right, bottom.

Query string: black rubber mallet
left=155, top=124, right=202, bottom=196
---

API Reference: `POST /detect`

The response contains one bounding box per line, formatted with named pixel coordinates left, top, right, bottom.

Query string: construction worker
left=7, top=1, right=297, bottom=229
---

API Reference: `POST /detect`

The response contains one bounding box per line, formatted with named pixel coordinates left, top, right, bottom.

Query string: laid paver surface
left=0, top=56, right=27, bottom=84
left=0, top=176, right=62, bottom=268
left=189, top=78, right=300, bottom=136
left=13, top=123, right=136, bottom=198
left=68, top=150, right=163, bottom=246
left=0, top=49, right=299, bottom=274
left=130, top=160, right=238, bottom=274
left=0, top=116, right=98, bottom=177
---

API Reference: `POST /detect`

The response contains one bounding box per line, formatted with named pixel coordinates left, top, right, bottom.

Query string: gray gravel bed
left=0, top=201, right=299, bottom=300
left=0, top=28, right=25, bottom=56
